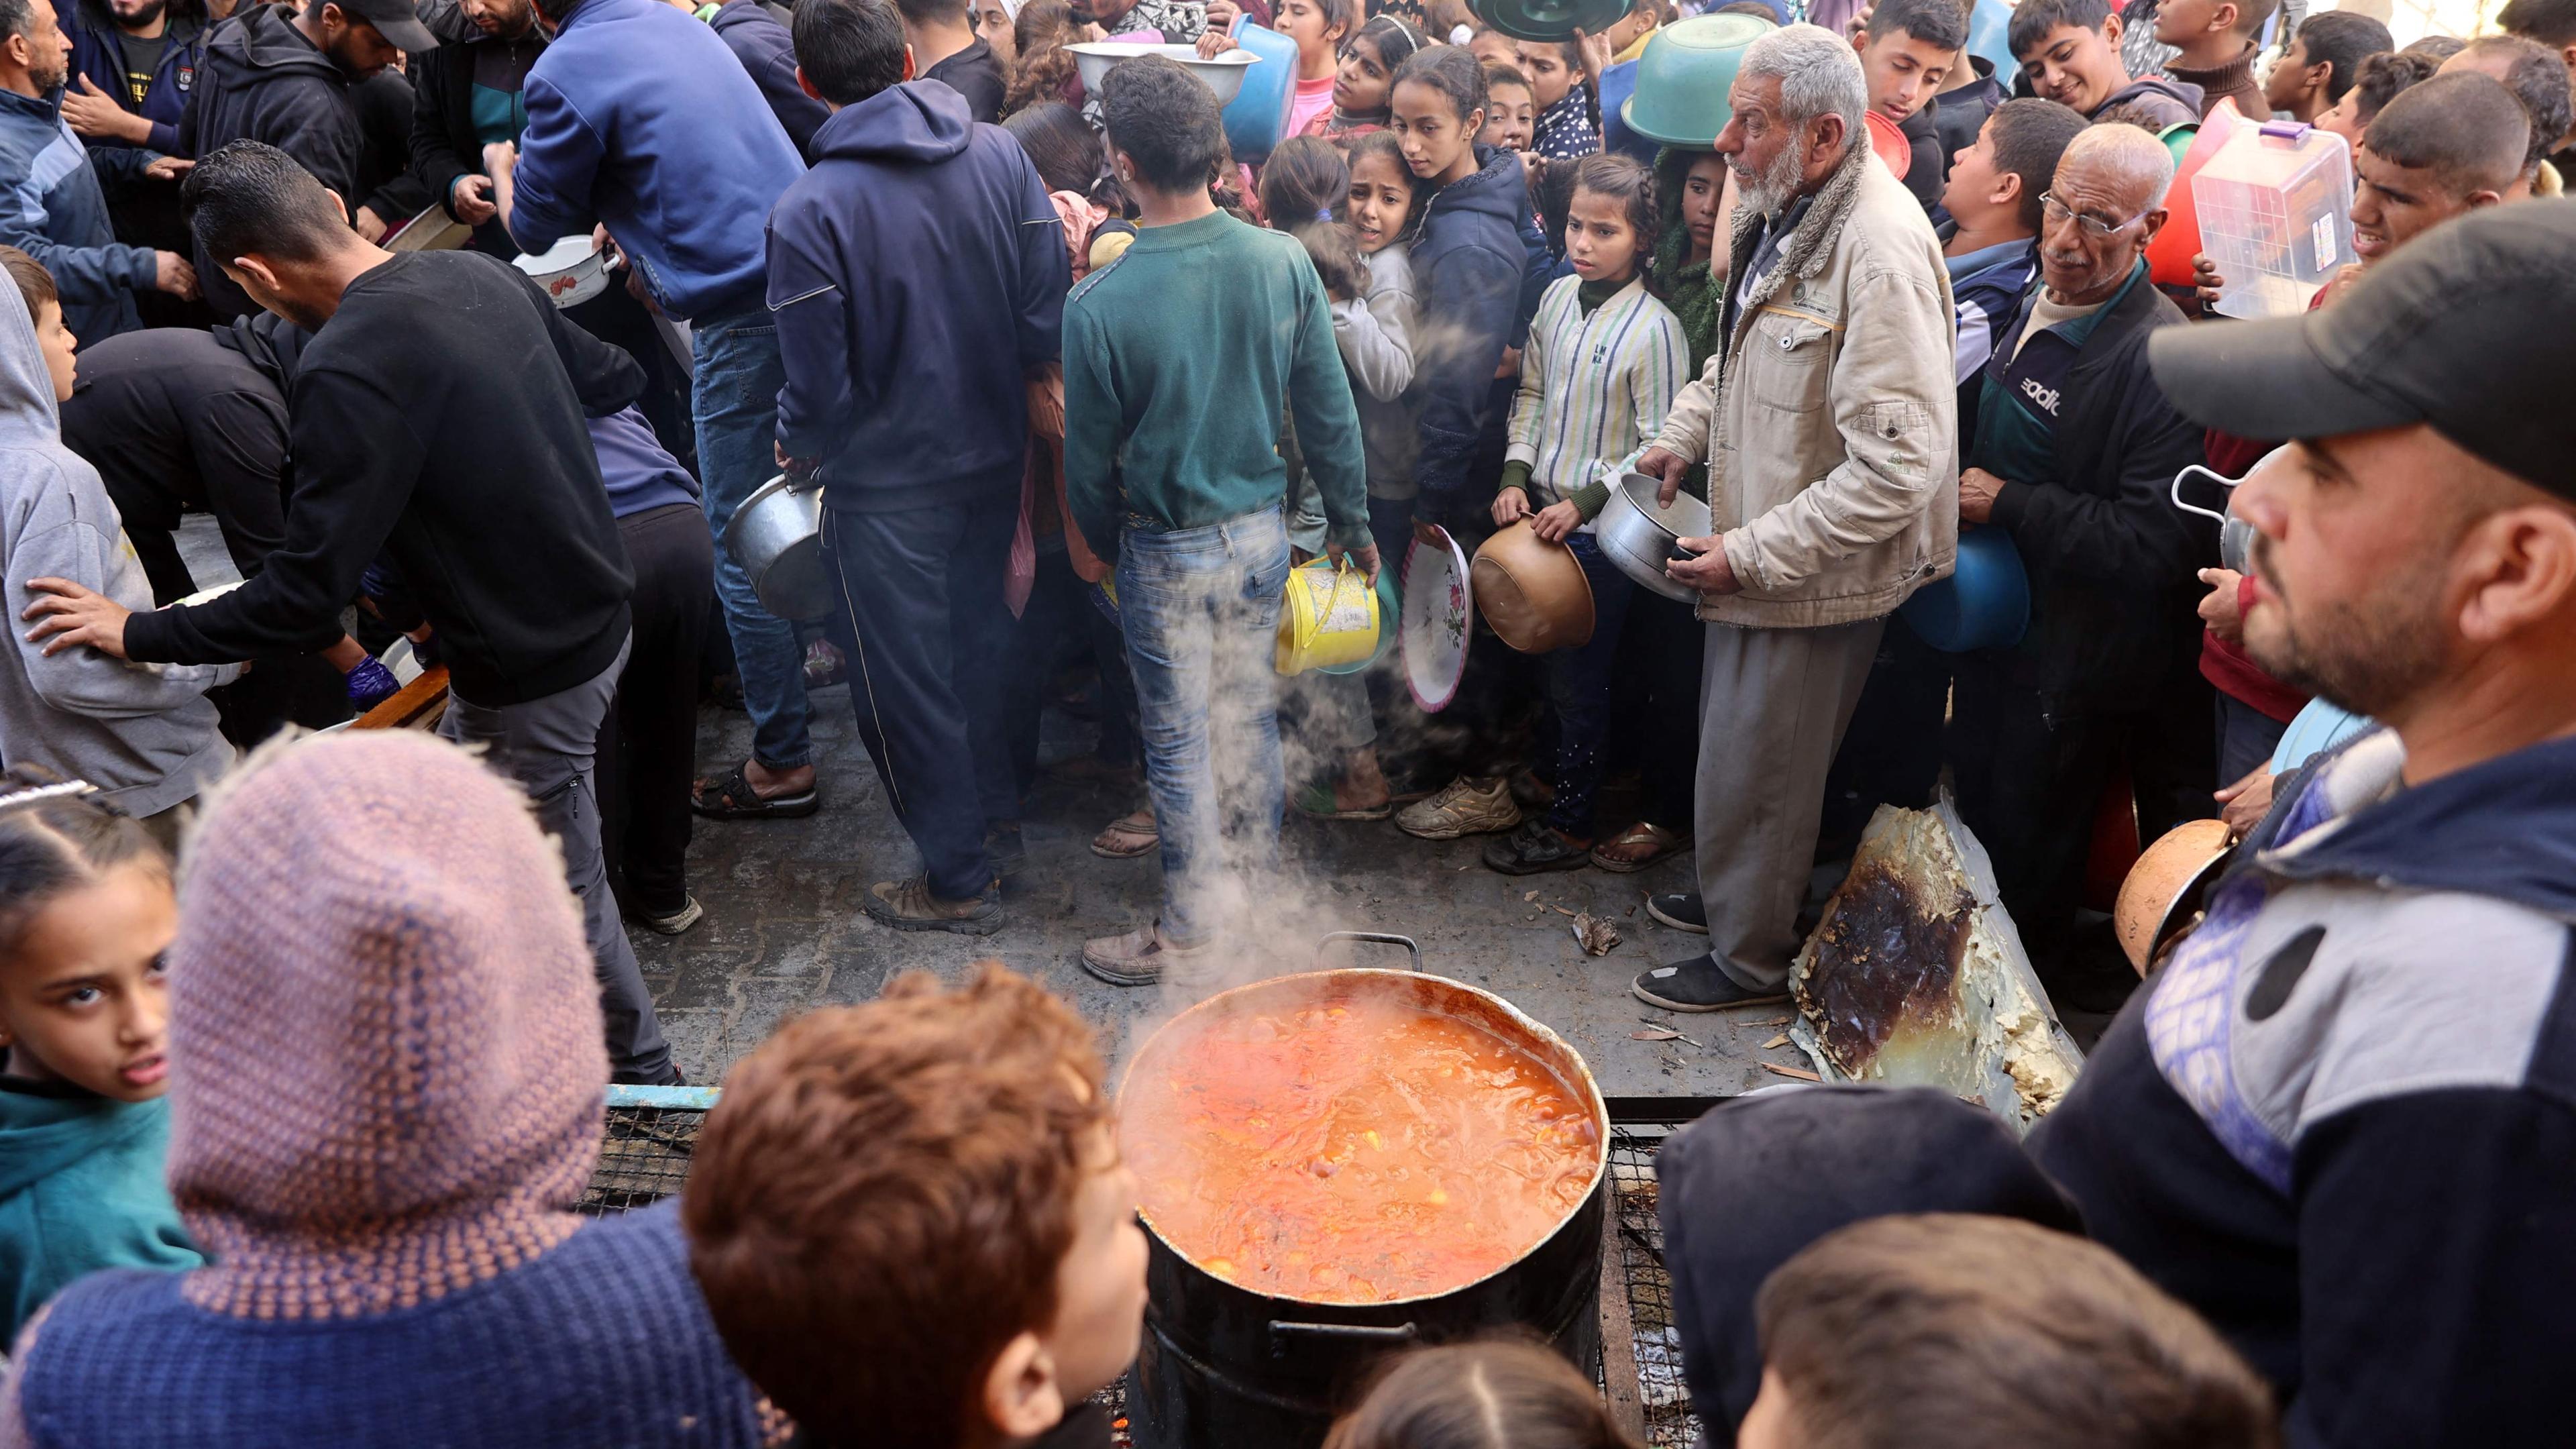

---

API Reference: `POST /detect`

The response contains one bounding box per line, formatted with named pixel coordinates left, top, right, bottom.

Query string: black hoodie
left=176, top=5, right=362, bottom=319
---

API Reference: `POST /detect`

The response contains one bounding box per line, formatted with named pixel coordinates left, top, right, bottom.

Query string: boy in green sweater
left=1063, top=56, right=1377, bottom=987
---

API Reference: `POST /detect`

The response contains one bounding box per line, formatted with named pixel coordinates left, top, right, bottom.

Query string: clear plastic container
left=2191, top=119, right=2357, bottom=318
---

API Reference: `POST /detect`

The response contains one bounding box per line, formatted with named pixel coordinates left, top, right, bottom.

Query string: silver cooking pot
left=726, top=473, right=835, bottom=621
left=1595, top=470, right=1713, bottom=602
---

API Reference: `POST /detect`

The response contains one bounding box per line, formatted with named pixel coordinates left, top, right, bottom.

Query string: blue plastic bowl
left=1898, top=525, right=2030, bottom=653
left=1223, top=21, right=1298, bottom=164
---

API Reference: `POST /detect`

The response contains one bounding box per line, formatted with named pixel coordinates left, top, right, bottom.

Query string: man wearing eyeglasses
left=1946, top=121, right=2215, bottom=1003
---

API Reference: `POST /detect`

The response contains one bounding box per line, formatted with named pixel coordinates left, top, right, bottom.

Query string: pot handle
left=1316, top=931, right=1420, bottom=971
left=1267, top=1320, right=1419, bottom=1356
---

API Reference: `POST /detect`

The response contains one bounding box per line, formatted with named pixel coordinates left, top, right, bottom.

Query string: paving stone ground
left=644, top=687, right=1793, bottom=1099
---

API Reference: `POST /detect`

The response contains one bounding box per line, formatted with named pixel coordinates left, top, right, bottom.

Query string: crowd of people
left=0, top=0, right=2572, bottom=1440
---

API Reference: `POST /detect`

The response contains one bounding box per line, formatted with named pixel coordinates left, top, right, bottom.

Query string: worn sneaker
left=1646, top=892, right=1707, bottom=934
left=1482, top=820, right=1591, bottom=875
left=1395, top=776, right=1521, bottom=840
left=1631, top=957, right=1790, bottom=1012
left=635, top=895, right=704, bottom=935
left=1080, top=924, right=1211, bottom=987
left=863, top=875, right=1002, bottom=935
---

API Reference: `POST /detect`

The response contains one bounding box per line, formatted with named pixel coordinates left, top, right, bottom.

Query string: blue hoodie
left=507, top=0, right=805, bottom=319
left=1406, top=144, right=1527, bottom=521
left=0, top=87, right=152, bottom=346
left=705, top=0, right=828, bottom=158
left=767, top=81, right=1064, bottom=512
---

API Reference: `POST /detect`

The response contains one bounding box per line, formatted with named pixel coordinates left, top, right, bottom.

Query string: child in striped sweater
left=1483, top=153, right=1688, bottom=876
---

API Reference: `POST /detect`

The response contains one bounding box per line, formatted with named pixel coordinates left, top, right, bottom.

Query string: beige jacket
left=1652, top=143, right=1960, bottom=628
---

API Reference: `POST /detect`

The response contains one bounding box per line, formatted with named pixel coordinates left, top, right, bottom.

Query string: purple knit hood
left=164, top=731, right=609, bottom=1319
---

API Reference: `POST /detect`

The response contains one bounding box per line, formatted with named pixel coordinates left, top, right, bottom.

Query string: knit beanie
left=165, top=731, right=609, bottom=1320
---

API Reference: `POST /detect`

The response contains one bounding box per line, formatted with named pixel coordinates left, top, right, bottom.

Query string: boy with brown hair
left=2153, top=0, right=2279, bottom=119
left=682, top=965, right=1148, bottom=1449
left=1737, top=1215, right=2280, bottom=1449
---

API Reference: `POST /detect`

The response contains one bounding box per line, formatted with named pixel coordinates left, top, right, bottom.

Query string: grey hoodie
left=0, top=285, right=237, bottom=817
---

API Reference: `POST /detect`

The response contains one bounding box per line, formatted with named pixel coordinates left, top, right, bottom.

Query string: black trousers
left=1621, top=588, right=1707, bottom=831
left=1004, top=545, right=1141, bottom=796
left=823, top=498, right=1019, bottom=900
left=598, top=502, right=714, bottom=917
left=1948, top=656, right=2216, bottom=964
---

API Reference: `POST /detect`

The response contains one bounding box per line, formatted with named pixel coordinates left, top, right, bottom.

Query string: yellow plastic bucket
left=1275, top=560, right=1381, bottom=675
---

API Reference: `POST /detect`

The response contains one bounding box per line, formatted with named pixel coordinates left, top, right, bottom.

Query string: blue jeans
left=692, top=299, right=810, bottom=771
left=1543, top=533, right=1635, bottom=837
left=1118, top=508, right=1290, bottom=949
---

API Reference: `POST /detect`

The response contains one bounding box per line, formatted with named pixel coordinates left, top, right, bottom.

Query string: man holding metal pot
left=1626, top=23, right=1957, bottom=1012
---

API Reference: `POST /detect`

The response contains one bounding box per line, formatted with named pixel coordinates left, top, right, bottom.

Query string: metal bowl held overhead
left=1067, top=41, right=1260, bottom=104
left=1596, top=470, right=1711, bottom=603
left=724, top=474, right=835, bottom=623
left=1120, top=968, right=1609, bottom=1449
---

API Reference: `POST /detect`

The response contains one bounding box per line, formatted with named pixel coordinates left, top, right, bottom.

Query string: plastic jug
left=1224, top=21, right=1297, bottom=164
left=2192, top=118, right=2357, bottom=317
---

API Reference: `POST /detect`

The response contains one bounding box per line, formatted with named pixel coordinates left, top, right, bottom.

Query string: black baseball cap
left=2149, top=199, right=2576, bottom=500
left=329, top=0, right=439, bottom=54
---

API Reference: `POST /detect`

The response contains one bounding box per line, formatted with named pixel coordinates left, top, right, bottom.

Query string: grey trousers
left=1694, top=616, right=1887, bottom=992
left=440, top=634, right=674, bottom=1083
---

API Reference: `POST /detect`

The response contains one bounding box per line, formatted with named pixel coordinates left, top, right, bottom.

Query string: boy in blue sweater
left=487, top=0, right=822, bottom=824
left=1063, top=56, right=1374, bottom=986
left=767, top=0, right=1065, bottom=934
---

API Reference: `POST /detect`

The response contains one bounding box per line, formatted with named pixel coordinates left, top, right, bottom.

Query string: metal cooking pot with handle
left=1596, top=470, right=1711, bottom=603
left=726, top=473, right=835, bottom=622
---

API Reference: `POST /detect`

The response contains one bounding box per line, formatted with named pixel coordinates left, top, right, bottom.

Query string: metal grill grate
left=578, top=1091, right=1702, bottom=1448
left=578, top=1087, right=718, bottom=1216
left=1607, top=1124, right=1701, bottom=1449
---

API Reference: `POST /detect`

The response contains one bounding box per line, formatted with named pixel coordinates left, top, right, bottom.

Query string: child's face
left=33, top=300, right=74, bottom=403
left=1467, top=28, right=1519, bottom=70
left=1275, top=0, right=1345, bottom=66
left=1564, top=185, right=1642, bottom=284
left=0, top=861, right=174, bottom=1103
left=1332, top=32, right=1396, bottom=116
left=1680, top=152, right=1729, bottom=258
left=1517, top=41, right=1576, bottom=111
left=1858, top=29, right=1955, bottom=121
left=1736, top=1368, right=1802, bottom=1449
left=1939, top=111, right=2010, bottom=227
left=1347, top=148, right=1415, bottom=252
left=1480, top=80, right=1535, bottom=150
left=2018, top=19, right=2127, bottom=115
left=1391, top=78, right=1481, bottom=182
left=1039, top=1127, right=1148, bottom=1408
left=2151, top=0, right=2231, bottom=49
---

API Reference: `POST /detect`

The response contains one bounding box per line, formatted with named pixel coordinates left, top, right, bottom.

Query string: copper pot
left=2114, top=818, right=2236, bottom=973
left=1472, top=521, right=1595, bottom=653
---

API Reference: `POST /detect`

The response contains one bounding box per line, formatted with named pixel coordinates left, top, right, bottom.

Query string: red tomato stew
left=1120, top=987, right=1603, bottom=1304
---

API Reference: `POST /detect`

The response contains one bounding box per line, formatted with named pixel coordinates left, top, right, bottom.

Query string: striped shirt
left=1505, top=274, right=1690, bottom=525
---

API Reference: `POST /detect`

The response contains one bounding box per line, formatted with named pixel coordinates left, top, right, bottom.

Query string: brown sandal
left=1090, top=808, right=1159, bottom=859
left=1589, top=820, right=1684, bottom=873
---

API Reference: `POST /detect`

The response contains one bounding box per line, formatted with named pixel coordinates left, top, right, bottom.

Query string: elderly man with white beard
left=1628, top=23, right=1958, bottom=1012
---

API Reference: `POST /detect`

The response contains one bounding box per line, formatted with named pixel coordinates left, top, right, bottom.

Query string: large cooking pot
left=1597, top=469, right=1711, bottom=602
left=724, top=474, right=835, bottom=622
left=1122, top=968, right=1609, bottom=1449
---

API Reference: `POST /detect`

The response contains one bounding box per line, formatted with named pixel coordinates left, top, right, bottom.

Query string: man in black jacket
left=1946, top=122, right=2213, bottom=987
left=174, top=0, right=432, bottom=317
left=25, top=142, right=676, bottom=1084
